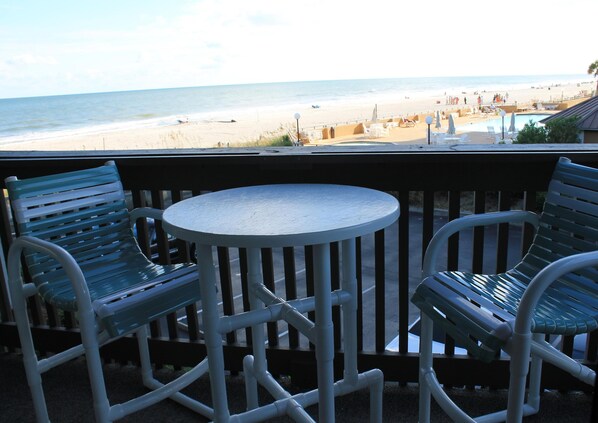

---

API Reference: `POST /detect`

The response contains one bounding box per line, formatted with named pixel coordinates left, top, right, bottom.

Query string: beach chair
left=5, top=161, right=213, bottom=422
left=399, top=116, right=416, bottom=127
left=412, top=157, right=597, bottom=422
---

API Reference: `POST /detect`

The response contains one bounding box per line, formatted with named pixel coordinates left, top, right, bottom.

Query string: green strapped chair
left=5, top=161, right=213, bottom=422
left=412, top=157, right=597, bottom=422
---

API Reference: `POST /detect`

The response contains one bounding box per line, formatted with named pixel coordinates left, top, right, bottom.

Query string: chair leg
left=137, top=324, right=154, bottom=387
left=525, top=333, right=544, bottom=414
left=506, top=330, right=533, bottom=422
left=135, top=324, right=214, bottom=419
left=11, top=286, right=50, bottom=423
left=419, top=313, right=434, bottom=423
left=418, top=314, right=477, bottom=423
left=79, top=307, right=112, bottom=422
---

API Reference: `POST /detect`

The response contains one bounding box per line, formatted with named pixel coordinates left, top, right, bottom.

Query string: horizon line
left=1, top=73, right=591, bottom=101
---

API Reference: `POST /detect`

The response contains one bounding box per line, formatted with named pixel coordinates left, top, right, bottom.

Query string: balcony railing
left=1, top=145, right=597, bottom=392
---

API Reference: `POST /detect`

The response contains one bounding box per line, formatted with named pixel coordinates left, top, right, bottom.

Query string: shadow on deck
left=1, top=352, right=591, bottom=422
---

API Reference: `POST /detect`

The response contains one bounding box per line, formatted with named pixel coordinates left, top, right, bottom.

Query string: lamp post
left=500, top=109, right=506, bottom=140
left=294, top=112, right=301, bottom=144
left=425, top=116, right=433, bottom=145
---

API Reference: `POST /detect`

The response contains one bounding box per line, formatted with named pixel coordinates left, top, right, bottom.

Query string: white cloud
left=6, top=54, right=57, bottom=66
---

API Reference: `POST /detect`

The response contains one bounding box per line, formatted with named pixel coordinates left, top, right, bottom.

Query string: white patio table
left=162, top=184, right=399, bottom=422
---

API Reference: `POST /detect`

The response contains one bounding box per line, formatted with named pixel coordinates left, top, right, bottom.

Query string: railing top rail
left=1, top=146, right=598, bottom=191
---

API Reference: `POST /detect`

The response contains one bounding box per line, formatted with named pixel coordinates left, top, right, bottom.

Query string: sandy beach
left=1, top=80, right=593, bottom=151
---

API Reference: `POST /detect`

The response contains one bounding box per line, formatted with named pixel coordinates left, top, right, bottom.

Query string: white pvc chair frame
left=7, top=210, right=213, bottom=423
left=418, top=210, right=597, bottom=422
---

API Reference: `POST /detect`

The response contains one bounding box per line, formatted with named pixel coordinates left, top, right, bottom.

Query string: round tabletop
left=162, top=184, right=399, bottom=248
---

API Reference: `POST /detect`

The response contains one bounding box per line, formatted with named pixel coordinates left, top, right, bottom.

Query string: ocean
left=0, top=74, right=590, bottom=145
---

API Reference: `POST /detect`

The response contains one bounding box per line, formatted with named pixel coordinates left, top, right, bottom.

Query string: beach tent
left=447, top=114, right=456, bottom=135
left=435, top=111, right=441, bottom=129
left=372, top=104, right=378, bottom=123
left=508, top=112, right=516, bottom=133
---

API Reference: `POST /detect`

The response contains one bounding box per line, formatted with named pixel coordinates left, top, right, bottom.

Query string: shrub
left=515, top=116, right=581, bottom=144
left=230, top=134, right=293, bottom=148
left=545, top=115, right=581, bottom=143
left=268, top=134, right=293, bottom=146
left=514, top=120, right=547, bottom=144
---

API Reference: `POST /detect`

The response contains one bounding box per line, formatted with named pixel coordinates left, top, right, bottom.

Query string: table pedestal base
left=198, top=241, right=383, bottom=422
left=243, top=355, right=383, bottom=422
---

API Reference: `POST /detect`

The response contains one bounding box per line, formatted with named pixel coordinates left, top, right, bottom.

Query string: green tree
left=514, top=120, right=547, bottom=144
left=545, top=116, right=581, bottom=143
left=589, top=60, right=598, bottom=96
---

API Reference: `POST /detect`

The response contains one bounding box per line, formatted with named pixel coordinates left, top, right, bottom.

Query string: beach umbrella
left=508, top=112, right=516, bottom=133
left=435, top=111, right=441, bottom=129
left=447, top=114, right=456, bottom=135
left=372, top=104, right=378, bottom=123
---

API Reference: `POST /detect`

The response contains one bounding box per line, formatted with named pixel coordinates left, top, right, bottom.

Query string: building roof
left=541, top=96, right=598, bottom=131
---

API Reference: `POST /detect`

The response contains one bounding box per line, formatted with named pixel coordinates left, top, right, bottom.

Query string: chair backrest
left=5, top=162, right=142, bottom=295
left=514, top=157, right=598, bottom=288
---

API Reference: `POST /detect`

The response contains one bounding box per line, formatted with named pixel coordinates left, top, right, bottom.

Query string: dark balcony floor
left=1, top=351, right=592, bottom=422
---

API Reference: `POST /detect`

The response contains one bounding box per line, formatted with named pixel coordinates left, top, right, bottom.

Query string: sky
left=0, top=0, right=596, bottom=99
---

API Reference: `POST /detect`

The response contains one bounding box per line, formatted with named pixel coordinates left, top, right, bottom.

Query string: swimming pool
left=458, top=113, right=550, bottom=132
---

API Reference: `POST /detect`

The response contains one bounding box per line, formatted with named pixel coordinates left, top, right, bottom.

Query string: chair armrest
left=7, top=236, right=91, bottom=307
left=423, top=210, right=539, bottom=277
left=515, top=250, right=598, bottom=334
left=129, top=207, right=164, bottom=227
